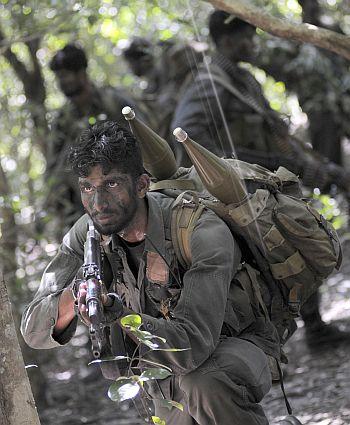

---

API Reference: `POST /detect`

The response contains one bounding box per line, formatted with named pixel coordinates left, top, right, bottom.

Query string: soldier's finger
left=78, top=303, right=90, bottom=325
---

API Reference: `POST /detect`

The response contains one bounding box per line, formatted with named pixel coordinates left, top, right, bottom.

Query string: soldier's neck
left=118, top=198, right=148, bottom=243
left=73, top=82, right=95, bottom=115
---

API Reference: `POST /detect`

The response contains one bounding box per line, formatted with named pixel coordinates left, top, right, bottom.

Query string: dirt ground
left=25, top=239, right=350, bottom=425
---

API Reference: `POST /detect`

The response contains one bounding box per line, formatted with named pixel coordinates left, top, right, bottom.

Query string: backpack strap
left=197, top=65, right=267, bottom=117
left=171, top=191, right=206, bottom=269
left=150, top=179, right=197, bottom=192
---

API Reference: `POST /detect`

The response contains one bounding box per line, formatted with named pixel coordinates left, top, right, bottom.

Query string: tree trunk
left=206, top=0, right=350, bottom=60
left=0, top=271, right=41, bottom=425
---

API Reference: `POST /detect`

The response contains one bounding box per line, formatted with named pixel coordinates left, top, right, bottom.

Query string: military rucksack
left=150, top=159, right=342, bottom=345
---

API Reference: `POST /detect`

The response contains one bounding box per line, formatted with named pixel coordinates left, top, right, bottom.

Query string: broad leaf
left=108, top=377, right=140, bottom=402
left=121, top=314, right=142, bottom=329
left=88, top=356, right=130, bottom=365
left=151, top=416, right=166, bottom=425
left=158, top=399, right=184, bottom=412
left=140, top=367, right=172, bottom=381
left=154, top=347, right=191, bottom=352
left=137, top=358, right=173, bottom=372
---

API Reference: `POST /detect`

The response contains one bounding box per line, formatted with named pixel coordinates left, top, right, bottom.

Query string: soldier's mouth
left=95, top=214, right=115, bottom=224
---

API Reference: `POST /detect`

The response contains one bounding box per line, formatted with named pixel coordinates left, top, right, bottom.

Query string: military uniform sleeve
left=140, top=209, right=241, bottom=375
left=20, top=215, right=88, bottom=349
left=170, top=76, right=234, bottom=167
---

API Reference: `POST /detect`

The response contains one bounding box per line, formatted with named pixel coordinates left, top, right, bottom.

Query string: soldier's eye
left=107, top=181, right=119, bottom=188
left=82, top=185, right=93, bottom=193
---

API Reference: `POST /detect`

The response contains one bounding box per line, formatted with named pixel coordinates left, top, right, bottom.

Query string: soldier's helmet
left=49, top=43, right=88, bottom=72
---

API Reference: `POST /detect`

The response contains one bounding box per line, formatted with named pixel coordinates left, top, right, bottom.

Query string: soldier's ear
left=136, top=174, right=150, bottom=198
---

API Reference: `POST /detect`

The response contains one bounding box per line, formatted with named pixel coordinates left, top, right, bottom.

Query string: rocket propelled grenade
left=173, top=127, right=248, bottom=205
left=122, top=106, right=178, bottom=180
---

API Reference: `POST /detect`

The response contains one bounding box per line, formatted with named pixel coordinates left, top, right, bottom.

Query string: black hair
left=208, top=10, right=256, bottom=45
left=68, top=121, right=144, bottom=180
left=49, top=43, right=88, bottom=72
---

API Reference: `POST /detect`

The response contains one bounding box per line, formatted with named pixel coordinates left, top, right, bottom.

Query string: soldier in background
left=155, top=41, right=204, bottom=140
left=123, top=37, right=205, bottom=140
left=171, top=10, right=350, bottom=347
left=46, top=43, right=141, bottom=236
left=123, top=36, right=163, bottom=96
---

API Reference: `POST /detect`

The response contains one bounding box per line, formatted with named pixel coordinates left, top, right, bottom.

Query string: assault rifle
left=82, top=219, right=125, bottom=380
left=83, top=219, right=107, bottom=358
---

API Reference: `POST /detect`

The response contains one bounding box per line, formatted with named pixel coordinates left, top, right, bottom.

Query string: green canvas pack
left=150, top=159, right=342, bottom=344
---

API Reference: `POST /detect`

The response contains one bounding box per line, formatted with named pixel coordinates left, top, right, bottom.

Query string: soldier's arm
left=21, top=215, right=88, bottom=348
left=171, top=76, right=232, bottom=166
left=53, top=287, right=76, bottom=337
left=138, top=209, right=241, bottom=375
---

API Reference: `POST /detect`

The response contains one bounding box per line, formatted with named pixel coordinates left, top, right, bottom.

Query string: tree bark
left=206, top=0, right=350, bottom=60
left=0, top=163, right=17, bottom=284
left=0, top=271, right=41, bottom=425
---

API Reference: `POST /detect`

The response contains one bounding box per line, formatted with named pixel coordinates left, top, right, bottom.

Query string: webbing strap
left=244, top=264, right=270, bottom=319
left=277, top=361, right=293, bottom=415
left=197, top=69, right=267, bottom=117
left=150, top=179, right=197, bottom=192
left=288, top=283, right=302, bottom=316
left=171, top=193, right=205, bottom=268
left=270, top=251, right=306, bottom=280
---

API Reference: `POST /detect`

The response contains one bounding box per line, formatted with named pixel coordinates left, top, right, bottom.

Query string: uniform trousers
left=151, top=336, right=272, bottom=425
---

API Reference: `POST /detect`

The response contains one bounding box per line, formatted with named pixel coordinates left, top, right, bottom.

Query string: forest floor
left=26, top=237, right=350, bottom=425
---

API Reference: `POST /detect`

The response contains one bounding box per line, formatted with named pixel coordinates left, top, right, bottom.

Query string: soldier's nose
left=93, top=192, right=109, bottom=212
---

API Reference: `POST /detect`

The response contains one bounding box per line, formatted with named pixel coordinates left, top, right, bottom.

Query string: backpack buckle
left=288, top=283, right=302, bottom=317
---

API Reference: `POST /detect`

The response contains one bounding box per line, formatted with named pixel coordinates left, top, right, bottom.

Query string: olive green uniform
left=171, top=52, right=347, bottom=193
left=21, top=192, right=278, bottom=424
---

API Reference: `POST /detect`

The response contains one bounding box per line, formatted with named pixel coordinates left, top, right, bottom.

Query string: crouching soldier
left=22, top=121, right=289, bottom=424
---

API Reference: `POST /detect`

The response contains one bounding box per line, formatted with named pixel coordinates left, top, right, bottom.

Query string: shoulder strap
left=171, top=192, right=205, bottom=269
left=197, top=64, right=266, bottom=117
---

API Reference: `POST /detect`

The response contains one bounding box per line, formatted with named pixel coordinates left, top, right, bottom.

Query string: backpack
left=150, top=159, right=342, bottom=345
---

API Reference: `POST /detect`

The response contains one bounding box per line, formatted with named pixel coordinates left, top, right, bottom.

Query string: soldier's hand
left=77, top=281, right=90, bottom=325
left=77, top=281, right=123, bottom=325
left=103, top=293, right=124, bottom=324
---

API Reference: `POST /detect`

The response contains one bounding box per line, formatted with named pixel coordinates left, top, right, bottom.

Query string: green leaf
left=140, top=367, right=172, bottom=381
left=136, top=358, right=172, bottom=372
left=108, top=377, right=140, bottom=402
left=141, top=339, right=160, bottom=349
left=152, top=416, right=166, bottom=425
left=154, top=347, right=191, bottom=352
left=88, top=356, right=130, bottom=365
left=127, top=328, right=161, bottom=348
left=157, top=399, right=184, bottom=412
left=121, top=314, right=142, bottom=329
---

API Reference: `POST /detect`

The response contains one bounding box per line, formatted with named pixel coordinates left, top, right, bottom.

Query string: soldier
left=123, top=37, right=162, bottom=95
left=171, top=10, right=350, bottom=347
left=21, top=120, right=287, bottom=425
left=46, top=43, right=141, bottom=235
left=123, top=37, right=205, bottom=141
left=155, top=42, right=204, bottom=140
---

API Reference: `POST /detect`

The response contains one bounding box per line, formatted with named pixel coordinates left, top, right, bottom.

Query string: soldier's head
left=208, top=10, right=257, bottom=63
left=69, top=121, right=149, bottom=235
left=165, top=43, right=201, bottom=81
left=50, top=44, right=89, bottom=99
left=123, top=37, right=154, bottom=77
